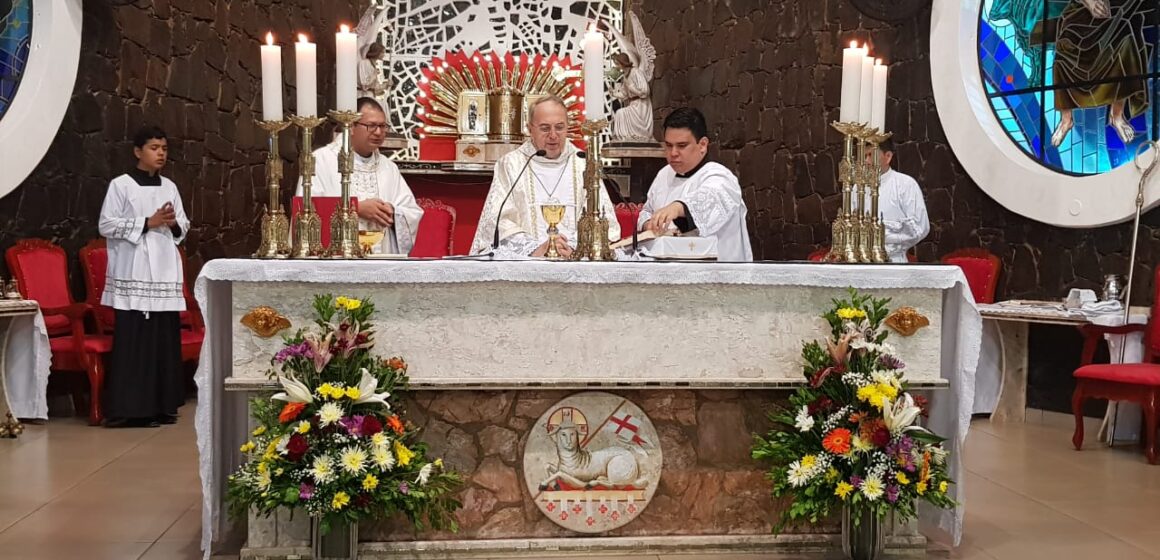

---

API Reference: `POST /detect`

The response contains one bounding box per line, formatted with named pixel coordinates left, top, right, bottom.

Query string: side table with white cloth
left=978, top=300, right=1149, bottom=443
left=0, top=300, right=52, bottom=433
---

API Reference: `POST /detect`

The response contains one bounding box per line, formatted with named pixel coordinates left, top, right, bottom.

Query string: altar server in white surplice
left=99, top=125, right=189, bottom=428
left=299, top=97, right=424, bottom=255
left=639, top=108, right=753, bottom=262
left=870, top=138, right=929, bottom=263
left=470, top=96, right=620, bottom=257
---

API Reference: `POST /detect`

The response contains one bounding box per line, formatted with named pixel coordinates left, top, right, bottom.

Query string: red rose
left=286, top=433, right=309, bottom=462
left=871, top=426, right=891, bottom=448
left=362, top=415, right=383, bottom=436
left=807, top=396, right=834, bottom=415
left=353, top=493, right=373, bottom=508
left=913, top=395, right=931, bottom=418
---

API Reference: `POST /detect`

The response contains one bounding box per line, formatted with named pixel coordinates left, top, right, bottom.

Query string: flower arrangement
left=751, top=289, right=955, bottom=530
left=227, top=295, right=460, bottom=534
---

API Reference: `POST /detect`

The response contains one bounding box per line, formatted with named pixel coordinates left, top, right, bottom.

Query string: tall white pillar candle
left=582, top=23, right=605, bottom=120
left=858, top=54, right=874, bottom=124
left=295, top=34, right=317, bottom=117
left=336, top=24, right=358, bottom=112
left=260, top=32, right=283, bottom=121
left=870, top=59, right=888, bottom=132
left=839, top=42, right=862, bottom=123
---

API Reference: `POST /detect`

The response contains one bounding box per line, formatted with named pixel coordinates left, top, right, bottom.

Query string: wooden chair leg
left=1072, top=384, right=1087, bottom=451
left=1144, top=390, right=1158, bottom=465
left=86, top=357, right=106, bottom=426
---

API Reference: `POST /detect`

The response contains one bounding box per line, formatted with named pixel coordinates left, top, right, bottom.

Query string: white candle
left=871, top=59, right=888, bottom=132
left=336, top=24, right=358, bottom=112
left=582, top=23, right=605, bottom=120
left=858, top=55, right=874, bottom=124
left=839, top=41, right=862, bottom=123
left=260, top=32, right=283, bottom=121
left=295, top=34, right=317, bottom=117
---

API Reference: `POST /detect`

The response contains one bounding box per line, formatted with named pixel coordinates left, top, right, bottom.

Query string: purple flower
left=849, top=476, right=863, bottom=488
left=339, top=415, right=366, bottom=436
left=274, top=342, right=315, bottom=363
left=299, top=482, right=315, bottom=500
left=399, top=482, right=410, bottom=495
left=886, top=484, right=900, bottom=504
left=878, top=354, right=906, bottom=371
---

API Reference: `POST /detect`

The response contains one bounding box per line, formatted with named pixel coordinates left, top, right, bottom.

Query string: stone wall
left=0, top=0, right=363, bottom=288
left=360, top=389, right=815, bottom=540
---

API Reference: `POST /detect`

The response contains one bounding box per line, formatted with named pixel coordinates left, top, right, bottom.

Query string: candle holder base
left=253, top=210, right=292, bottom=259
left=327, top=207, right=363, bottom=259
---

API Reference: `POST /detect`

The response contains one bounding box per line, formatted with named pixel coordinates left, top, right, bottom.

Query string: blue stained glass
left=0, top=0, right=31, bottom=120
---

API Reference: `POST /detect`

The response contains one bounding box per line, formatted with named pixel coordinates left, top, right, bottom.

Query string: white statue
left=606, top=13, right=656, bottom=143
left=355, top=6, right=392, bottom=102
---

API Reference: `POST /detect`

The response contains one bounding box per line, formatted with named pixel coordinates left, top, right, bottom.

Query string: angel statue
left=605, top=12, right=657, bottom=143
left=355, top=6, right=393, bottom=101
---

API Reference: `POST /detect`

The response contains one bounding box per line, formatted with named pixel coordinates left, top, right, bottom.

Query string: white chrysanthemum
left=929, top=446, right=949, bottom=465
left=310, top=455, right=336, bottom=484
left=256, top=468, right=272, bottom=491
left=794, top=406, right=815, bottom=432
left=275, top=434, right=290, bottom=455
left=415, top=463, right=434, bottom=486
left=861, top=475, right=885, bottom=501
left=339, top=445, right=368, bottom=475
left=372, top=446, right=395, bottom=471
left=786, top=460, right=813, bottom=487
left=318, top=402, right=344, bottom=427
left=370, top=432, right=389, bottom=449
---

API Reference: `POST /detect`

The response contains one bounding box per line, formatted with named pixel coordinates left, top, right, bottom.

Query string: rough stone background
left=360, top=390, right=823, bottom=540
left=2, top=0, right=1156, bottom=302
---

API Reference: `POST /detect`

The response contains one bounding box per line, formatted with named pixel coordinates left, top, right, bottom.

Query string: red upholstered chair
left=291, top=196, right=359, bottom=249
left=410, top=198, right=456, bottom=258
left=941, top=248, right=1001, bottom=304
left=808, top=247, right=829, bottom=262
left=614, top=203, right=643, bottom=240
left=1071, top=265, right=1160, bottom=464
left=6, top=239, right=113, bottom=425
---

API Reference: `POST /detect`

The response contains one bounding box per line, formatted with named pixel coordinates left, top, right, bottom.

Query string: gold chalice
left=540, top=201, right=567, bottom=260
left=358, top=229, right=385, bottom=255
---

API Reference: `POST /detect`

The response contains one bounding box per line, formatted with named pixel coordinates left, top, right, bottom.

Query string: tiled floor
left=0, top=409, right=1157, bottom=559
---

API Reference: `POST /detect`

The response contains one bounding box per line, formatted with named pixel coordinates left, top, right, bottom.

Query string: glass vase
left=311, top=517, right=358, bottom=560
left=841, top=506, right=884, bottom=560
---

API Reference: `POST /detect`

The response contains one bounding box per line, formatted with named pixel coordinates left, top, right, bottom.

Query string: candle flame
left=850, top=40, right=858, bottom=49
left=298, top=33, right=309, bottom=43
left=340, top=24, right=350, bottom=34
left=265, top=32, right=274, bottom=46
left=875, top=58, right=883, bottom=65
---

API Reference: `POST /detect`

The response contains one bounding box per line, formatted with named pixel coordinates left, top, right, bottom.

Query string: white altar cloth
left=0, top=301, right=51, bottom=420
left=194, top=260, right=981, bottom=556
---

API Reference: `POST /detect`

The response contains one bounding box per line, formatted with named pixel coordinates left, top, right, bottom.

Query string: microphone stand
left=486, top=148, right=546, bottom=257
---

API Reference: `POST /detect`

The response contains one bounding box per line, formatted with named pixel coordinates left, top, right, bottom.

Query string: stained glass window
left=0, top=0, right=32, bottom=120
left=979, top=0, right=1158, bottom=175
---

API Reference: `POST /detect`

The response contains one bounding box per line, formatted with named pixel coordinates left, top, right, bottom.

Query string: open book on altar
left=610, top=230, right=718, bottom=260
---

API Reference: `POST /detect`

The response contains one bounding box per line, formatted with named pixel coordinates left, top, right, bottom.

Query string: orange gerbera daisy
left=822, top=428, right=853, bottom=454
left=279, top=402, right=307, bottom=424
left=387, top=414, right=405, bottom=435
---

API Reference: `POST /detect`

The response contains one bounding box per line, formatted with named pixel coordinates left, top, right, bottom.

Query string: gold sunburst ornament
left=884, top=307, right=930, bottom=337
left=241, top=306, right=292, bottom=338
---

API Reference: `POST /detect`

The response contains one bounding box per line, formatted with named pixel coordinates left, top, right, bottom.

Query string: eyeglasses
left=356, top=122, right=388, bottom=132
left=535, top=124, right=567, bottom=135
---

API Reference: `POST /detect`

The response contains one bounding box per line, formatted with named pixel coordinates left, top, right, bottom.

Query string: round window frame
left=0, top=0, right=83, bottom=201
left=931, top=0, right=1158, bottom=228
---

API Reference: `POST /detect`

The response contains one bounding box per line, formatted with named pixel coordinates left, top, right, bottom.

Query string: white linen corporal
left=637, top=161, right=753, bottom=262
left=299, top=142, right=424, bottom=255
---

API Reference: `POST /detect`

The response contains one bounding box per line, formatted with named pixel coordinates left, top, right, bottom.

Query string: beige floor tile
left=139, top=538, right=204, bottom=560
left=0, top=501, right=187, bottom=545
left=157, top=505, right=202, bottom=543
left=979, top=531, right=1155, bottom=560
left=0, top=540, right=152, bottom=560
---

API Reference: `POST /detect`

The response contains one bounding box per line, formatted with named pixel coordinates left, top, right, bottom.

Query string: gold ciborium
left=540, top=201, right=567, bottom=259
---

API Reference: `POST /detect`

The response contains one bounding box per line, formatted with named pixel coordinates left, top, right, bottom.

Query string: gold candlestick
left=326, top=109, right=363, bottom=259
left=254, top=120, right=292, bottom=259
left=866, top=130, right=892, bottom=263
left=853, top=130, right=873, bottom=263
left=289, top=115, right=327, bottom=258
left=572, top=119, right=615, bottom=261
left=827, top=121, right=866, bottom=262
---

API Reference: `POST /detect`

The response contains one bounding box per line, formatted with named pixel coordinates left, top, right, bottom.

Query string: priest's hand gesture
left=146, top=203, right=177, bottom=229
left=531, top=235, right=573, bottom=258
left=358, top=199, right=395, bottom=228
left=643, top=201, right=686, bottom=233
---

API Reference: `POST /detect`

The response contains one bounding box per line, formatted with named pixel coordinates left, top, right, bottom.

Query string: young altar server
left=98, top=125, right=190, bottom=428
left=639, top=107, right=753, bottom=261
left=870, top=138, right=929, bottom=263
left=299, top=97, right=424, bottom=255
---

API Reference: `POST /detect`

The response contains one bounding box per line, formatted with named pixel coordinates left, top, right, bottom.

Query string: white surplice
left=470, top=141, right=620, bottom=256
left=98, top=174, right=190, bottom=312
left=637, top=161, right=754, bottom=262
left=876, top=168, right=929, bottom=263
left=299, top=142, right=424, bottom=255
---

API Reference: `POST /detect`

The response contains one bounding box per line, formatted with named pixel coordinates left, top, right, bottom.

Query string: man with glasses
left=298, top=97, right=424, bottom=254
left=470, top=95, right=620, bottom=257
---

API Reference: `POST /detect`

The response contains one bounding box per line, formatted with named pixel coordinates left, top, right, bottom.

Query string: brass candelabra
left=825, top=121, right=889, bottom=263
left=572, top=119, right=615, bottom=261
left=253, top=120, right=292, bottom=259
left=326, top=110, right=364, bottom=259
left=289, top=115, right=327, bottom=258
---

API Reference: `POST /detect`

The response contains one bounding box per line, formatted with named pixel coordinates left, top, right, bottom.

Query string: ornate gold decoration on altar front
left=241, top=306, right=292, bottom=338
left=824, top=121, right=890, bottom=264
left=572, top=119, right=615, bottom=261
left=884, top=307, right=930, bottom=337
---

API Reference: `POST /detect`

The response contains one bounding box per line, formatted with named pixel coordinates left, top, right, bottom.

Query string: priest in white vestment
left=868, top=138, right=929, bottom=263
left=470, top=96, right=620, bottom=257
left=639, top=107, right=753, bottom=262
left=298, top=97, right=424, bottom=255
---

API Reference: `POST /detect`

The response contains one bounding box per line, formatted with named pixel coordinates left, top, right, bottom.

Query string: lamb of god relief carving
left=523, top=392, right=662, bottom=533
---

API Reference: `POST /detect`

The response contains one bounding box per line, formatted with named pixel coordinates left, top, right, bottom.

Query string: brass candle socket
left=827, top=121, right=867, bottom=262
left=572, top=119, right=615, bottom=262
left=326, top=110, right=364, bottom=259
left=253, top=120, right=292, bottom=259
left=289, top=115, right=328, bottom=259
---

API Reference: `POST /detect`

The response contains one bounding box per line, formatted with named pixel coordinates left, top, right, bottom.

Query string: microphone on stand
left=489, top=148, right=547, bottom=256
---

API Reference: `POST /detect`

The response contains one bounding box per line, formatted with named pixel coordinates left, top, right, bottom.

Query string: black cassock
left=103, top=310, right=185, bottom=419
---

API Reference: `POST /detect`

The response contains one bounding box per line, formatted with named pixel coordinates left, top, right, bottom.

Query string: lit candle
left=335, top=24, right=358, bottom=112
left=858, top=55, right=874, bottom=124
left=295, top=34, right=317, bottom=118
left=871, top=59, right=888, bottom=132
left=582, top=23, right=605, bottom=120
left=840, top=41, right=862, bottom=123
left=260, top=32, right=283, bottom=121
